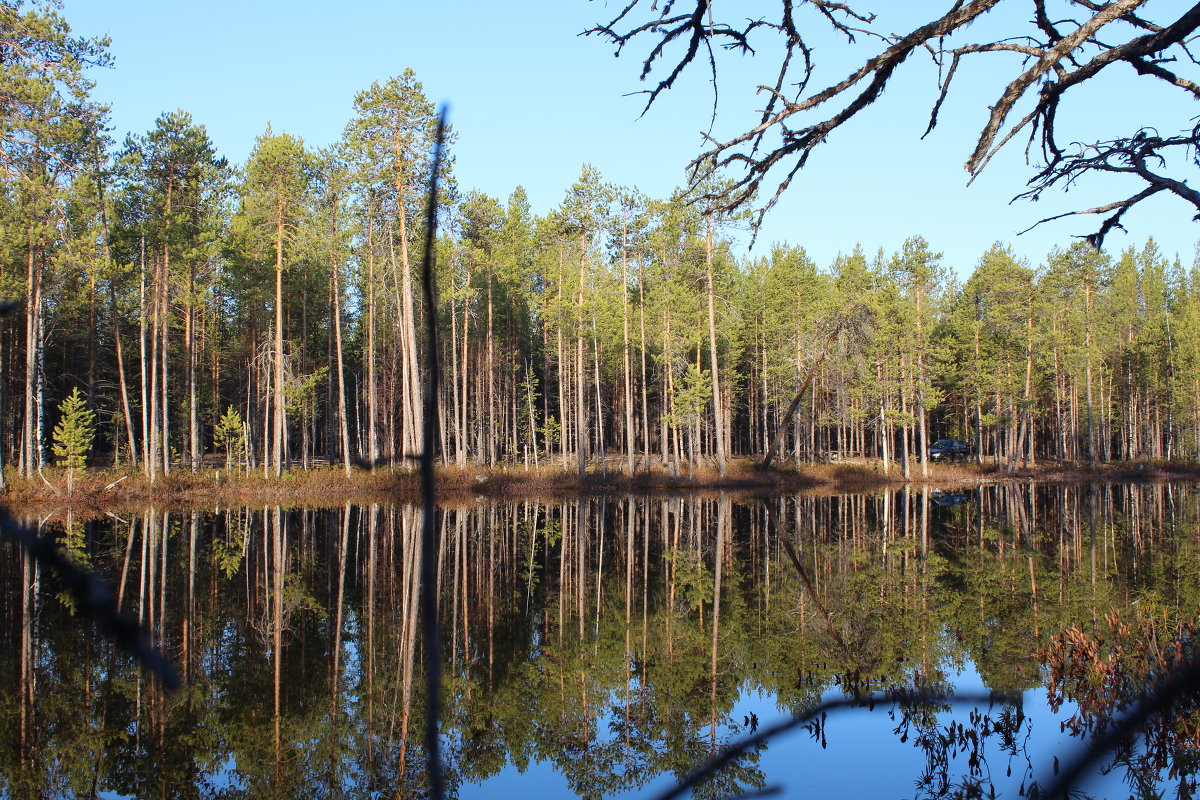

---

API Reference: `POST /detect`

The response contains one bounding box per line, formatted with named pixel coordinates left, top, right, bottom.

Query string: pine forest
left=5, top=5, right=1200, bottom=489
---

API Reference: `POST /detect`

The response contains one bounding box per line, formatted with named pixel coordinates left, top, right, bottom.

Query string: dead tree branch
left=588, top=1, right=1200, bottom=246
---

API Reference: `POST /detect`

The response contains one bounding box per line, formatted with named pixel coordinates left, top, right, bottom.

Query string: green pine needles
left=214, top=406, right=247, bottom=472
left=52, top=388, right=96, bottom=494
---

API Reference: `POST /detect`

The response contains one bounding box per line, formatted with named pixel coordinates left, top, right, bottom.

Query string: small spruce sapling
left=52, top=387, right=96, bottom=495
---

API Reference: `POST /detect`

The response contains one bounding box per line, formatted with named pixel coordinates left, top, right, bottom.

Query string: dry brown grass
left=4, top=456, right=1199, bottom=515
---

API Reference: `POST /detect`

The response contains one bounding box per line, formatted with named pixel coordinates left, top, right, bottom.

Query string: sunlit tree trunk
left=704, top=213, right=727, bottom=475
left=367, top=217, right=379, bottom=469
left=330, top=222, right=352, bottom=475
left=576, top=235, right=588, bottom=478
left=273, top=194, right=287, bottom=477
left=22, top=235, right=39, bottom=479
left=139, top=238, right=151, bottom=475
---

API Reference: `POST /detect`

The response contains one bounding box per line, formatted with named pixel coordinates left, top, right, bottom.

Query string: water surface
left=2, top=482, right=1199, bottom=798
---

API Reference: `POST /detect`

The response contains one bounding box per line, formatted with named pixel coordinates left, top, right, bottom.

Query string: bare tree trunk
left=449, top=293, right=463, bottom=465
left=273, top=195, right=286, bottom=478
left=112, top=293, right=138, bottom=468
left=395, top=190, right=422, bottom=465
left=86, top=268, right=96, bottom=405
left=879, top=363, right=890, bottom=475
left=557, top=319, right=567, bottom=467
left=149, top=255, right=161, bottom=482
left=187, top=267, right=199, bottom=471
left=1085, top=280, right=1096, bottom=466
left=593, top=328, right=605, bottom=474
left=704, top=214, right=727, bottom=476
left=460, top=266, right=472, bottom=465
left=915, top=287, right=929, bottom=479
left=22, top=235, right=38, bottom=480
left=331, top=239, right=352, bottom=475
left=621, top=215, right=634, bottom=476
left=160, top=179, right=174, bottom=477
left=900, top=371, right=911, bottom=481
left=367, top=216, right=379, bottom=469
left=487, top=264, right=496, bottom=464
left=638, top=260, right=651, bottom=471
left=1010, top=285, right=1036, bottom=472
left=94, top=165, right=140, bottom=469
left=140, top=236, right=151, bottom=474
left=664, top=309, right=681, bottom=476
left=576, top=237, right=588, bottom=478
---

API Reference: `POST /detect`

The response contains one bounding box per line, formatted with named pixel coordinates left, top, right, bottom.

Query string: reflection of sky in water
left=459, top=659, right=1136, bottom=800
left=8, top=487, right=1197, bottom=799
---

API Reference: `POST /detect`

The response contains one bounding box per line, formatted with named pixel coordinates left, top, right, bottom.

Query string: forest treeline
left=4, top=4, right=1199, bottom=484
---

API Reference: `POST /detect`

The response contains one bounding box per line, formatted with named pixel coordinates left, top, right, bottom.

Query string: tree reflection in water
left=2, top=483, right=1200, bottom=798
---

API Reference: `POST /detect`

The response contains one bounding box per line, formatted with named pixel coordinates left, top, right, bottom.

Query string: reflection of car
left=931, top=490, right=973, bottom=507
left=929, top=439, right=970, bottom=462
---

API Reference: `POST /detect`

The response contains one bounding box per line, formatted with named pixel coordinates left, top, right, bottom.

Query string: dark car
left=929, top=439, right=970, bottom=462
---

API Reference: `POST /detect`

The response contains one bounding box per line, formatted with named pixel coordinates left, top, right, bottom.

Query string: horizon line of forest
left=5, top=3, right=1200, bottom=490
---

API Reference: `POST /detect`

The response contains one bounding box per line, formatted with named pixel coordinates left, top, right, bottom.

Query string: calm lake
left=3, top=482, right=1200, bottom=799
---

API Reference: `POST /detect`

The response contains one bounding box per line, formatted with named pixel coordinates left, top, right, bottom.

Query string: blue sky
left=63, top=1, right=1198, bottom=277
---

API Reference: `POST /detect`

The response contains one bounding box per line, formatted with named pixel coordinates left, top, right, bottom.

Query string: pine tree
left=343, top=69, right=449, bottom=468
left=214, top=405, right=247, bottom=473
left=238, top=127, right=313, bottom=477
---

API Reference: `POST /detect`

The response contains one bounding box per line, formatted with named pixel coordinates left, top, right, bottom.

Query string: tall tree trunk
left=331, top=234, right=352, bottom=475
left=974, top=321, right=983, bottom=465
left=188, top=266, right=199, bottom=471
left=638, top=261, right=652, bottom=472
left=487, top=264, right=496, bottom=464
left=95, top=163, right=139, bottom=469
left=111, top=289, right=138, bottom=469
left=461, top=262, right=472, bottom=465
left=593, top=331, right=605, bottom=473
left=22, top=235, right=38, bottom=480
left=1010, top=285, right=1036, bottom=472
left=449, top=293, right=463, bottom=465
left=149, top=254, right=161, bottom=483
left=367, top=216, right=379, bottom=469
left=273, top=194, right=286, bottom=478
left=879, top=363, right=890, bottom=475
left=900, top=370, right=911, bottom=481
left=1085, top=279, right=1096, bottom=466
left=621, top=215, right=634, bottom=476
left=86, top=269, right=96, bottom=406
left=576, top=235, right=588, bottom=478
left=394, top=185, right=422, bottom=464
left=664, top=309, right=681, bottom=476
left=704, top=214, right=727, bottom=476
left=557, top=318, right=567, bottom=466
left=160, top=177, right=174, bottom=477
left=915, top=287, right=929, bottom=479
left=139, top=235, right=150, bottom=475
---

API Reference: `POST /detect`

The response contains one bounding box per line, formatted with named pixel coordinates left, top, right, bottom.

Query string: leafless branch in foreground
left=0, top=505, right=181, bottom=690
left=420, top=105, right=449, bottom=800
left=650, top=690, right=1018, bottom=800
left=586, top=1, right=1200, bottom=247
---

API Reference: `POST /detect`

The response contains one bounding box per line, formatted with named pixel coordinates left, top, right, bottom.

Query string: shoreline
left=3, top=458, right=1198, bottom=516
